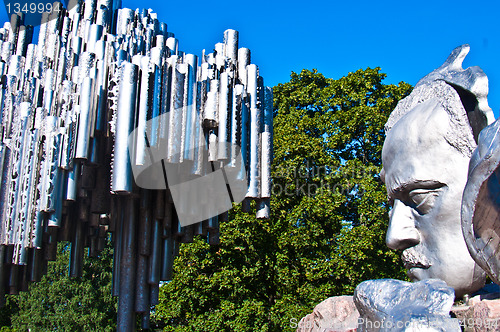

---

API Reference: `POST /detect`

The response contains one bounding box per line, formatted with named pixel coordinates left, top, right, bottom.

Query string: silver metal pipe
left=65, top=162, right=81, bottom=202
left=166, top=37, right=178, bottom=56
left=135, top=190, right=151, bottom=313
left=215, top=42, right=225, bottom=71
left=55, top=48, right=68, bottom=91
left=75, top=77, right=93, bottom=160
left=117, top=195, right=137, bottom=332
left=218, top=72, right=231, bottom=160
left=256, top=198, right=270, bottom=219
left=87, top=24, right=104, bottom=54
left=134, top=55, right=152, bottom=166
left=116, top=8, right=135, bottom=35
left=111, top=62, right=138, bottom=194
left=183, top=54, right=197, bottom=161
left=167, top=61, right=186, bottom=163
left=261, top=86, right=273, bottom=198
left=83, top=0, right=97, bottom=23
left=148, top=217, right=161, bottom=285
left=204, top=79, right=219, bottom=128
left=208, top=129, right=217, bottom=162
left=224, top=29, right=238, bottom=67
left=237, top=48, right=250, bottom=85
left=149, top=61, right=162, bottom=149
left=15, top=26, right=33, bottom=57
left=246, top=64, right=260, bottom=198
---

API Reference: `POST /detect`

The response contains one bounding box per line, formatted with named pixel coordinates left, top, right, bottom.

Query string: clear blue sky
left=1, top=0, right=499, bottom=116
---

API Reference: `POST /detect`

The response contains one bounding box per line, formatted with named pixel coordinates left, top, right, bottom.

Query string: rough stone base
left=297, top=281, right=500, bottom=332
left=452, top=296, right=500, bottom=331
left=296, top=295, right=359, bottom=332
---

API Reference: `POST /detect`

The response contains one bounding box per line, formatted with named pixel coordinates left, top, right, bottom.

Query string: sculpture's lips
left=401, top=248, right=432, bottom=270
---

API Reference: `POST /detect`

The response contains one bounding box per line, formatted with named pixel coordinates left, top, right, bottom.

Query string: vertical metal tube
left=111, top=62, right=138, bottom=194
left=246, top=64, right=261, bottom=198
left=135, top=189, right=151, bottom=313
left=148, top=216, right=161, bottom=285
left=240, top=90, right=249, bottom=177
left=237, top=48, right=250, bottom=85
left=204, top=79, right=219, bottom=128
left=30, top=248, right=42, bottom=282
left=148, top=62, right=162, bottom=148
left=192, top=71, right=206, bottom=176
left=160, top=227, right=174, bottom=281
left=224, top=29, right=238, bottom=67
left=166, top=37, right=178, bottom=56
left=116, top=9, right=131, bottom=36
left=214, top=43, right=224, bottom=72
left=256, top=198, right=270, bottom=219
left=231, top=84, right=243, bottom=168
left=90, top=161, right=111, bottom=214
left=66, top=162, right=81, bottom=202
left=69, top=218, right=84, bottom=277
left=15, top=26, right=33, bottom=57
left=75, top=77, right=94, bottom=160
left=117, top=195, right=137, bottom=332
left=138, top=190, right=151, bottom=256
left=134, top=56, right=152, bottom=166
left=135, top=253, right=150, bottom=313
left=112, top=198, right=123, bottom=297
left=218, top=72, right=231, bottom=160
left=260, top=86, right=273, bottom=199
left=94, top=57, right=109, bottom=133
left=183, top=54, right=197, bottom=161
left=208, top=129, right=217, bottom=162
left=0, top=246, right=5, bottom=305
left=8, top=264, right=18, bottom=295
left=167, top=61, right=186, bottom=163
left=87, top=24, right=104, bottom=54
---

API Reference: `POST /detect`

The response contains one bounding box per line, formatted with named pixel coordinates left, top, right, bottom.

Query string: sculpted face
left=382, top=98, right=486, bottom=298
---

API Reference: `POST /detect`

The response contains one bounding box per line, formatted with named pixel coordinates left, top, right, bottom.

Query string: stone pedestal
left=452, top=295, right=500, bottom=331
left=296, top=295, right=359, bottom=332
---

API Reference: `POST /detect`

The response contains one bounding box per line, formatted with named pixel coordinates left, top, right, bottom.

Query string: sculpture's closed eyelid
left=409, top=188, right=443, bottom=214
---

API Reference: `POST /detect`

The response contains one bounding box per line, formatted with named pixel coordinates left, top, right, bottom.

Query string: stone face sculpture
left=354, top=279, right=461, bottom=332
left=381, top=45, right=494, bottom=298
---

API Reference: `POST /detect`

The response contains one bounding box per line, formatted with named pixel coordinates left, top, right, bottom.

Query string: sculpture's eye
left=409, top=189, right=440, bottom=214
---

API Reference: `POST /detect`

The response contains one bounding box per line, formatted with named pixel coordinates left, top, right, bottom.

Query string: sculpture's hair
left=385, top=45, right=495, bottom=158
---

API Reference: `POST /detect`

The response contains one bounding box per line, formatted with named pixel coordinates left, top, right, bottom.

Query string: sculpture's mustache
left=401, top=248, right=432, bottom=269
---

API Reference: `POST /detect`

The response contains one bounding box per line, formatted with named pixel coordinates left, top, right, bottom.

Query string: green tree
left=153, top=68, right=412, bottom=331
left=10, top=240, right=117, bottom=331
left=0, top=296, right=18, bottom=331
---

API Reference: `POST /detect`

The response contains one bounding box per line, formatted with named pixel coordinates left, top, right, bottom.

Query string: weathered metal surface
left=462, top=118, right=500, bottom=285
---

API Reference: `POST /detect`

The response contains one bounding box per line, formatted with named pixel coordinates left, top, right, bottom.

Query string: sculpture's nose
left=386, top=199, right=421, bottom=250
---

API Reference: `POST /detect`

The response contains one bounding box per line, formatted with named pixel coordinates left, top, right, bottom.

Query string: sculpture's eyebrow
left=391, top=180, right=446, bottom=195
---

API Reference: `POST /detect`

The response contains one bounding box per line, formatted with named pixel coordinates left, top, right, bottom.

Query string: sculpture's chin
left=406, top=267, right=427, bottom=281
left=406, top=264, right=486, bottom=299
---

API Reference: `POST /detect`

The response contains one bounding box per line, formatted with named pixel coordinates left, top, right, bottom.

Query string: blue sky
left=1, top=0, right=499, bottom=116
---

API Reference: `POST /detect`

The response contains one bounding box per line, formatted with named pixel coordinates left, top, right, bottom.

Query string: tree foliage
left=158, top=68, right=412, bottom=331
left=6, top=240, right=117, bottom=331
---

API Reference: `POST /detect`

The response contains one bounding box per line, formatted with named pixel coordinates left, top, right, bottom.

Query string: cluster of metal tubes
left=0, top=0, right=272, bottom=329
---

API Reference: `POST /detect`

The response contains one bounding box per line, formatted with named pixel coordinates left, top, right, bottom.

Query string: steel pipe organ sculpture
left=0, top=0, right=273, bottom=329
